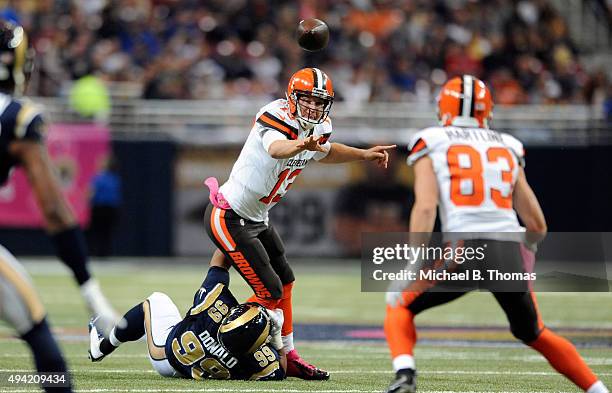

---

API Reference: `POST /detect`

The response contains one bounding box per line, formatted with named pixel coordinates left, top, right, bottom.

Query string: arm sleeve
left=201, top=266, right=230, bottom=291
left=190, top=266, right=230, bottom=309
left=21, top=114, right=46, bottom=142
left=247, top=345, right=285, bottom=381
left=17, top=101, right=45, bottom=141
left=187, top=267, right=236, bottom=316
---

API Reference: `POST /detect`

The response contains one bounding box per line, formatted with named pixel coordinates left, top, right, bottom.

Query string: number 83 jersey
left=407, top=126, right=525, bottom=233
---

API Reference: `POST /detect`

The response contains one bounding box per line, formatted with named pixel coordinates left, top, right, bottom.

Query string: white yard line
left=2, top=369, right=610, bottom=377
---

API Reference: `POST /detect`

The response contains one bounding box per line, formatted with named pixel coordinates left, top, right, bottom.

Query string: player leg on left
left=0, top=245, right=73, bottom=393
left=89, top=292, right=182, bottom=378
left=385, top=287, right=467, bottom=393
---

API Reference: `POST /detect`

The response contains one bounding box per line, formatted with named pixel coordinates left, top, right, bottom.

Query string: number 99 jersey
left=164, top=267, right=284, bottom=381
left=407, top=126, right=525, bottom=233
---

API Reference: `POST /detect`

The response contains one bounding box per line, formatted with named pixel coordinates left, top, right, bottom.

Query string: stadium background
left=0, top=0, right=610, bottom=257
left=0, top=1, right=611, bottom=392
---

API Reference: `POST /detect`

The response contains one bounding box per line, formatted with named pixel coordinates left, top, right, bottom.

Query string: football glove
left=265, top=308, right=284, bottom=350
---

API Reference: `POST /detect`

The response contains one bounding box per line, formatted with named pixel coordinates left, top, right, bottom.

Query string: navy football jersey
left=165, top=267, right=284, bottom=381
left=0, top=93, right=46, bottom=185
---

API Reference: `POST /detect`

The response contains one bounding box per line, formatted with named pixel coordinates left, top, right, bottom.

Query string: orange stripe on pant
left=218, top=209, right=236, bottom=250
left=384, top=291, right=422, bottom=358
left=210, top=207, right=236, bottom=251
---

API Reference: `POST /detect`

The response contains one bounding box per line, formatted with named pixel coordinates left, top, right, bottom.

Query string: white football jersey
left=219, top=99, right=332, bottom=223
left=407, top=126, right=525, bottom=233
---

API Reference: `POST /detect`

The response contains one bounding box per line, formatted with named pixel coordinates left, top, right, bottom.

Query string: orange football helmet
left=286, top=67, right=334, bottom=127
left=437, top=75, right=493, bottom=128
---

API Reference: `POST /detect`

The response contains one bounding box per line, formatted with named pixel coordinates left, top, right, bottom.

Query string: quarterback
left=384, top=75, right=609, bottom=393
left=204, top=67, right=395, bottom=379
left=89, top=254, right=287, bottom=381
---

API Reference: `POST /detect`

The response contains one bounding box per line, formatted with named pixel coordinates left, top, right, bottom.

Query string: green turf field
left=1, top=259, right=610, bottom=392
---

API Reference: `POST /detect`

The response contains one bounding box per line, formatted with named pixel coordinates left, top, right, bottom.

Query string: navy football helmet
left=218, top=302, right=270, bottom=354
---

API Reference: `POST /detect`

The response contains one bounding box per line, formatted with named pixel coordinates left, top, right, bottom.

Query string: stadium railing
left=35, top=97, right=609, bottom=146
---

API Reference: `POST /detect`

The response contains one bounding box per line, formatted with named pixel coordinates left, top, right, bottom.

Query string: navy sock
left=21, top=319, right=72, bottom=392
left=51, top=226, right=91, bottom=285
left=99, top=338, right=117, bottom=355
left=113, top=302, right=145, bottom=343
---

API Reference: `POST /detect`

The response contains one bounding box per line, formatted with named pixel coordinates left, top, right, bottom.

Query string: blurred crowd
left=2, top=0, right=610, bottom=108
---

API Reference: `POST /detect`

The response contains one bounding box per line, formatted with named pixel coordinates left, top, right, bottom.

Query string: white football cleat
left=88, top=317, right=106, bottom=362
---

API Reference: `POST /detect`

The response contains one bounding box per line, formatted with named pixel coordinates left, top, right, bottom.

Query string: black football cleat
left=386, top=368, right=417, bottom=393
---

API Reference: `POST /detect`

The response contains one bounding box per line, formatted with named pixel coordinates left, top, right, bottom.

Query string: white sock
left=109, top=327, right=122, bottom=347
left=282, top=332, right=294, bottom=352
left=80, top=279, right=120, bottom=326
left=392, top=354, right=415, bottom=371
left=80, top=278, right=100, bottom=300
left=587, top=381, right=609, bottom=393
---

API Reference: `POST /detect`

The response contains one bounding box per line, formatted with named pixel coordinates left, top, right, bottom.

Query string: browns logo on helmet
left=437, top=75, right=493, bottom=128
left=286, top=67, right=334, bottom=129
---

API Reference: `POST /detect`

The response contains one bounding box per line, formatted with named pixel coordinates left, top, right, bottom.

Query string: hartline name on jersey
left=445, top=128, right=503, bottom=143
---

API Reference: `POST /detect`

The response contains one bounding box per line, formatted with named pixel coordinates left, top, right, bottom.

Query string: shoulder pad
left=2, top=99, right=45, bottom=141
left=501, top=132, right=525, bottom=167
left=407, top=127, right=447, bottom=166
left=255, top=100, right=299, bottom=140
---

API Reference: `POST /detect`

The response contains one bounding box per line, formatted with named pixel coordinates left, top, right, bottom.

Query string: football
left=296, top=18, right=329, bottom=52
